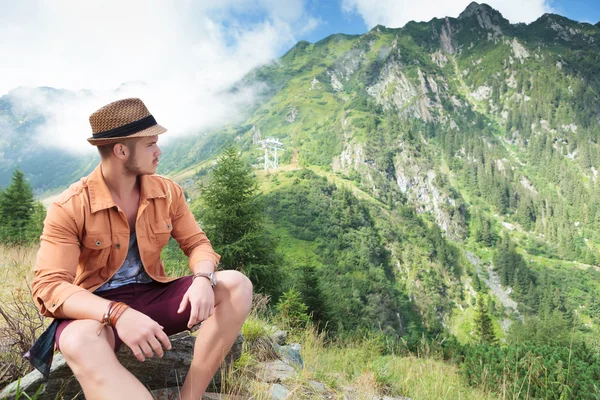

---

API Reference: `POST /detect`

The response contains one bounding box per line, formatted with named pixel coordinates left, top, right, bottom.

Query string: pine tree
left=297, top=263, right=328, bottom=326
left=276, top=288, right=311, bottom=330
left=0, top=169, right=35, bottom=245
left=589, top=291, right=600, bottom=320
left=25, top=201, right=46, bottom=243
left=474, top=294, right=497, bottom=344
left=199, top=146, right=282, bottom=298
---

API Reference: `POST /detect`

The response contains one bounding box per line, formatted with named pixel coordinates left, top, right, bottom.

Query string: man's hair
left=97, top=138, right=138, bottom=159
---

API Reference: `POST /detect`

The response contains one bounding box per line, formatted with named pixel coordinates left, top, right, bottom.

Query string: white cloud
left=0, top=0, right=318, bottom=154
left=341, top=0, right=554, bottom=29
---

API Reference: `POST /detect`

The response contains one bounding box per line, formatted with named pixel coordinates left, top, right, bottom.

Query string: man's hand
left=114, top=308, right=171, bottom=362
left=177, top=277, right=215, bottom=329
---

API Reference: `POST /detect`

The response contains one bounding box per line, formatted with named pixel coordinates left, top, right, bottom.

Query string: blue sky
left=551, top=0, right=600, bottom=24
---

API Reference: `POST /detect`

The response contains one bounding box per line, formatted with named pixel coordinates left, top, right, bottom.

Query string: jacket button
left=116, top=243, right=120, bottom=249
left=96, top=240, right=101, bottom=247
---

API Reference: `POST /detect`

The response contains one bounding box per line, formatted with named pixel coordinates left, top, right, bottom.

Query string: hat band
left=93, top=115, right=157, bottom=139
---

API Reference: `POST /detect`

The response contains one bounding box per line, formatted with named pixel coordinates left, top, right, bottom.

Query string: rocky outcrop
left=285, top=106, right=299, bottom=123
left=458, top=2, right=504, bottom=40
left=548, top=18, right=582, bottom=42
left=430, top=51, right=448, bottom=67
left=366, top=63, right=419, bottom=118
left=510, top=38, right=530, bottom=61
left=329, top=72, right=344, bottom=92
left=417, top=69, right=445, bottom=122
left=394, top=146, right=465, bottom=240
left=439, top=18, right=456, bottom=55
left=471, top=85, right=491, bottom=101
left=251, top=125, right=262, bottom=144
left=465, top=251, right=521, bottom=322
left=310, top=77, right=322, bottom=91
left=520, top=176, right=538, bottom=196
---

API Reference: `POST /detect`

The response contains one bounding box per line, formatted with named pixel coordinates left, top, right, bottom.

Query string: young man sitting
left=29, top=98, right=253, bottom=400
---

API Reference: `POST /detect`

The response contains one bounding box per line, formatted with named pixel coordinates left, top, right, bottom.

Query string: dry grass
left=0, top=245, right=45, bottom=389
left=213, top=319, right=499, bottom=400
left=0, top=245, right=38, bottom=303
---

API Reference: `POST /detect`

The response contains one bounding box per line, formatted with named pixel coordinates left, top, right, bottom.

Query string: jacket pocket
left=81, top=233, right=112, bottom=271
left=150, top=218, right=173, bottom=248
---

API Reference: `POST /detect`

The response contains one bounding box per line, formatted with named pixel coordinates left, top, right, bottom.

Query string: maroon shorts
left=55, top=276, right=195, bottom=352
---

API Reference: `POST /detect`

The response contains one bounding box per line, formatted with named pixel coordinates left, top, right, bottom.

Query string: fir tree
left=474, top=294, right=497, bottom=344
left=276, top=288, right=311, bottom=330
left=199, top=146, right=282, bottom=298
left=297, top=263, right=328, bottom=326
left=0, top=169, right=36, bottom=244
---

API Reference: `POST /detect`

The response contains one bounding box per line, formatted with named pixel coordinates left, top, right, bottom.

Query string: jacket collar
left=87, top=163, right=167, bottom=213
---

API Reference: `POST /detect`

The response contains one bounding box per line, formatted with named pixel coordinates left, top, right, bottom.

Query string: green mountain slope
left=3, top=2, right=600, bottom=343
left=170, top=2, right=600, bottom=339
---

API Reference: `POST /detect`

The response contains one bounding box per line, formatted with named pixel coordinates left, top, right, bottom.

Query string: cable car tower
left=259, top=138, right=284, bottom=170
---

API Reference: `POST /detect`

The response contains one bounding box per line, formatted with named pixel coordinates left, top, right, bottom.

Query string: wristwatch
left=193, top=272, right=217, bottom=287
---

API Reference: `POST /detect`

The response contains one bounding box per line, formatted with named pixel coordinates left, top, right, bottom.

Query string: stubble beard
left=124, top=150, right=145, bottom=176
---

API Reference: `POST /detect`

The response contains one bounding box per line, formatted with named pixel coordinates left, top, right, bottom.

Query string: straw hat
left=87, top=98, right=167, bottom=146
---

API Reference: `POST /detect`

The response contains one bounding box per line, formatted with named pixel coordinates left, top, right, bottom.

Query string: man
left=29, top=98, right=253, bottom=399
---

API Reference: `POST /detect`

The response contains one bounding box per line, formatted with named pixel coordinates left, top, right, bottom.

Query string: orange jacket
left=31, top=164, right=220, bottom=318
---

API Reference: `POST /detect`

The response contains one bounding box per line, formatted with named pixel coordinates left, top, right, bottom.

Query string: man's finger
left=203, top=304, right=212, bottom=321
left=156, top=328, right=172, bottom=351
left=178, top=292, right=189, bottom=314
left=132, top=345, right=145, bottom=362
left=139, top=341, right=154, bottom=358
left=187, top=303, right=198, bottom=328
left=148, top=335, right=164, bottom=358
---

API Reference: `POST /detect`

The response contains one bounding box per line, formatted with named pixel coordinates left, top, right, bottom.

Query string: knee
left=59, top=320, right=113, bottom=376
left=220, top=270, right=253, bottom=313
left=232, top=271, right=253, bottom=302
left=238, top=273, right=253, bottom=312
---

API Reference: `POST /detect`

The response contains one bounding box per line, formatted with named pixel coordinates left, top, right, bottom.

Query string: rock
left=0, top=332, right=244, bottom=400
left=255, top=360, right=297, bottom=383
left=330, top=72, right=344, bottom=92
left=274, top=343, right=303, bottom=368
left=269, top=329, right=288, bottom=346
left=439, top=18, right=456, bottom=54
left=152, top=387, right=182, bottom=400
left=471, top=85, right=491, bottom=101
left=152, top=389, right=250, bottom=400
left=308, top=380, right=326, bottom=393
left=510, top=38, right=529, bottom=61
left=202, top=393, right=249, bottom=400
left=269, top=383, right=290, bottom=400
left=366, top=63, right=418, bottom=117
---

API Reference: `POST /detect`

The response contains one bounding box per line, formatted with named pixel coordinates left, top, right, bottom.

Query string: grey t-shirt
left=95, top=232, right=153, bottom=292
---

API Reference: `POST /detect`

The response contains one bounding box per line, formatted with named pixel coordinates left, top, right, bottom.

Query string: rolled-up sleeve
left=32, top=203, right=86, bottom=318
left=169, top=182, right=221, bottom=272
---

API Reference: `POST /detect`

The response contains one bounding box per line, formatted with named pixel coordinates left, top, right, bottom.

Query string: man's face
left=124, top=135, right=162, bottom=176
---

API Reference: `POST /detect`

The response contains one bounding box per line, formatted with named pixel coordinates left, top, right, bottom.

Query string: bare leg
left=59, top=319, right=153, bottom=400
left=179, top=270, right=253, bottom=400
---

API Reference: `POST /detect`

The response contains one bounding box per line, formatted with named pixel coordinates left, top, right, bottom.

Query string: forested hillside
left=164, top=1, right=600, bottom=337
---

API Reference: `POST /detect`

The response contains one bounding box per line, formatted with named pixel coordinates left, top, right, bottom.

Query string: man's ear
left=113, top=143, right=129, bottom=160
